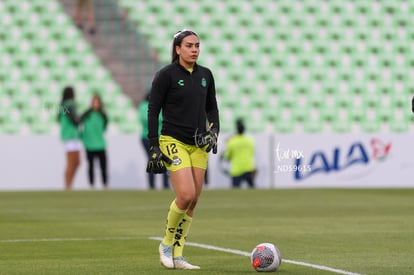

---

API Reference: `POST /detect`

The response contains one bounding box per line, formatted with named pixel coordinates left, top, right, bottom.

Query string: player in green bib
left=58, top=86, right=81, bottom=190
left=80, top=94, right=108, bottom=189
left=224, top=119, right=256, bottom=188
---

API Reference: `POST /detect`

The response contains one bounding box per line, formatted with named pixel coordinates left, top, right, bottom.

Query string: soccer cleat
left=173, top=256, right=201, bottom=270
left=159, top=243, right=174, bottom=269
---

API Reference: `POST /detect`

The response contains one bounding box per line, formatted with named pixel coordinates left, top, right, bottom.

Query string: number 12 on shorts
left=166, top=143, right=178, bottom=155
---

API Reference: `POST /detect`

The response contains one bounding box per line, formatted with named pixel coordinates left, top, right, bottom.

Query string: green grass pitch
left=0, top=189, right=413, bottom=274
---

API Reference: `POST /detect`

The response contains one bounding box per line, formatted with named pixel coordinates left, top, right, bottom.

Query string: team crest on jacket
left=201, top=78, right=206, bottom=87
left=172, top=156, right=182, bottom=166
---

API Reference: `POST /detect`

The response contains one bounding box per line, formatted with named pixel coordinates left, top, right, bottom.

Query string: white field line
left=0, top=236, right=363, bottom=275
left=0, top=236, right=139, bottom=243
left=149, top=236, right=364, bottom=275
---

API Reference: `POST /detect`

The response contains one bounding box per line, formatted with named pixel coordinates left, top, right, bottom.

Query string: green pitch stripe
left=149, top=236, right=364, bottom=275
left=0, top=236, right=140, bottom=243
left=0, top=236, right=364, bottom=275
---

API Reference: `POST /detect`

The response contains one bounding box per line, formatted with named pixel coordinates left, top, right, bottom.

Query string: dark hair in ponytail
left=171, top=29, right=198, bottom=63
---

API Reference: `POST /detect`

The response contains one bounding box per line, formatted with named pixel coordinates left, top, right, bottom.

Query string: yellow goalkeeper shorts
left=159, top=135, right=208, bottom=171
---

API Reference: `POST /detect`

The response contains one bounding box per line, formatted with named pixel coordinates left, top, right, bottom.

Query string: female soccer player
left=58, top=86, right=81, bottom=190
left=147, top=29, right=220, bottom=269
left=80, top=94, right=109, bottom=189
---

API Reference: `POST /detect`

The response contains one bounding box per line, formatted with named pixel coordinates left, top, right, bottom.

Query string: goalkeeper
left=146, top=29, right=220, bottom=270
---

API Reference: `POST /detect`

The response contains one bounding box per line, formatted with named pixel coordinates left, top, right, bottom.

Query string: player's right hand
left=146, top=146, right=172, bottom=174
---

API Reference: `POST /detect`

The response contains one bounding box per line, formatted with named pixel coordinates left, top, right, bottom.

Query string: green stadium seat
left=117, top=108, right=139, bottom=133
left=220, top=105, right=235, bottom=127
left=0, top=1, right=143, bottom=134
left=30, top=108, right=57, bottom=134
left=1, top=106, right=24, bottom=134
left=2, top=0, right=413, bottom=134
left=332, top=119, right=352, bottom=133
left=303, top=113, right=324, bottom=132
left=245, top=113, right=267, bottom=133
left=272, top=119, right=293, bottom=133
left=389, top=119, right=408, bottom=132
left=360, top=120, right=381, bottom=132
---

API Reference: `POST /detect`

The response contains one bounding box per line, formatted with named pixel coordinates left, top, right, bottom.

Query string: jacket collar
left=174, top=60, right=198, bottom=73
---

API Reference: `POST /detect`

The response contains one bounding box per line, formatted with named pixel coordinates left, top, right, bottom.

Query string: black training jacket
left=148, top=61, right=220, bottom=146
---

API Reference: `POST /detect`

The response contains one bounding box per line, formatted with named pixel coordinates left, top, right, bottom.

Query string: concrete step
left=57, top=0, right=159, bottom=107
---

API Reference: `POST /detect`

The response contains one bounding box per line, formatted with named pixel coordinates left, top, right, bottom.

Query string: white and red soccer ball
left=251, top=243, right=282, bottom=272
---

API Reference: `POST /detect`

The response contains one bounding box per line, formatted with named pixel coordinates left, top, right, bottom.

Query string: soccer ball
left=250, top=243, right=282, bottom=272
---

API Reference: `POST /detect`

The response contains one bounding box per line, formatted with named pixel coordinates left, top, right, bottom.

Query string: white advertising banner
left=0, top=135, right=149, bottom=190
left=0, top=133, right=273, bottom=191
left=273, top=134, right=414, bottom=188
left=207, top=133, right=273, bottom=189
left=1, top=133, right=413, bottom=190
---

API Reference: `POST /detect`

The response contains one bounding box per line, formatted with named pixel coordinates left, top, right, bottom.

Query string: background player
left=223, top=118, right=256, bottom=188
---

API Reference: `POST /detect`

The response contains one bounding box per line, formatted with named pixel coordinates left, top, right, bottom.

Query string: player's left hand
left=205, top=127, right=218, bottom=154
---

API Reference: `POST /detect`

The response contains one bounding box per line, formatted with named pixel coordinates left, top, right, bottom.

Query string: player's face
left=92, top=97, right=100, bottom=110
left=176, top=34, right=200, bottom=68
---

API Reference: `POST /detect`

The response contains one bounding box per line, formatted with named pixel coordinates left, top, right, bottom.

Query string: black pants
left=141, top=137, right=169, bottom=189
left=86, top=149, right=108, bottom=187
left=232, top=172, right=255, bottom=188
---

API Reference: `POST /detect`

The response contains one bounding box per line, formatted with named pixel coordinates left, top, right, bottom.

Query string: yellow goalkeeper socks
left=162, top=200, right=186, bottom=246
left=173, top=213, right=193, bottom=257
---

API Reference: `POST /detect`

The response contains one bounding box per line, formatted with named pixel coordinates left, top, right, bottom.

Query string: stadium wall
left=1, top=133, right=413, bottom=190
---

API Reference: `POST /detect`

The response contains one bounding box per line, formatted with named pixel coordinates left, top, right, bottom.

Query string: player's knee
left=184, top=194, right=197, bottom=206
left=178, top=192, right=197, bottom=209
